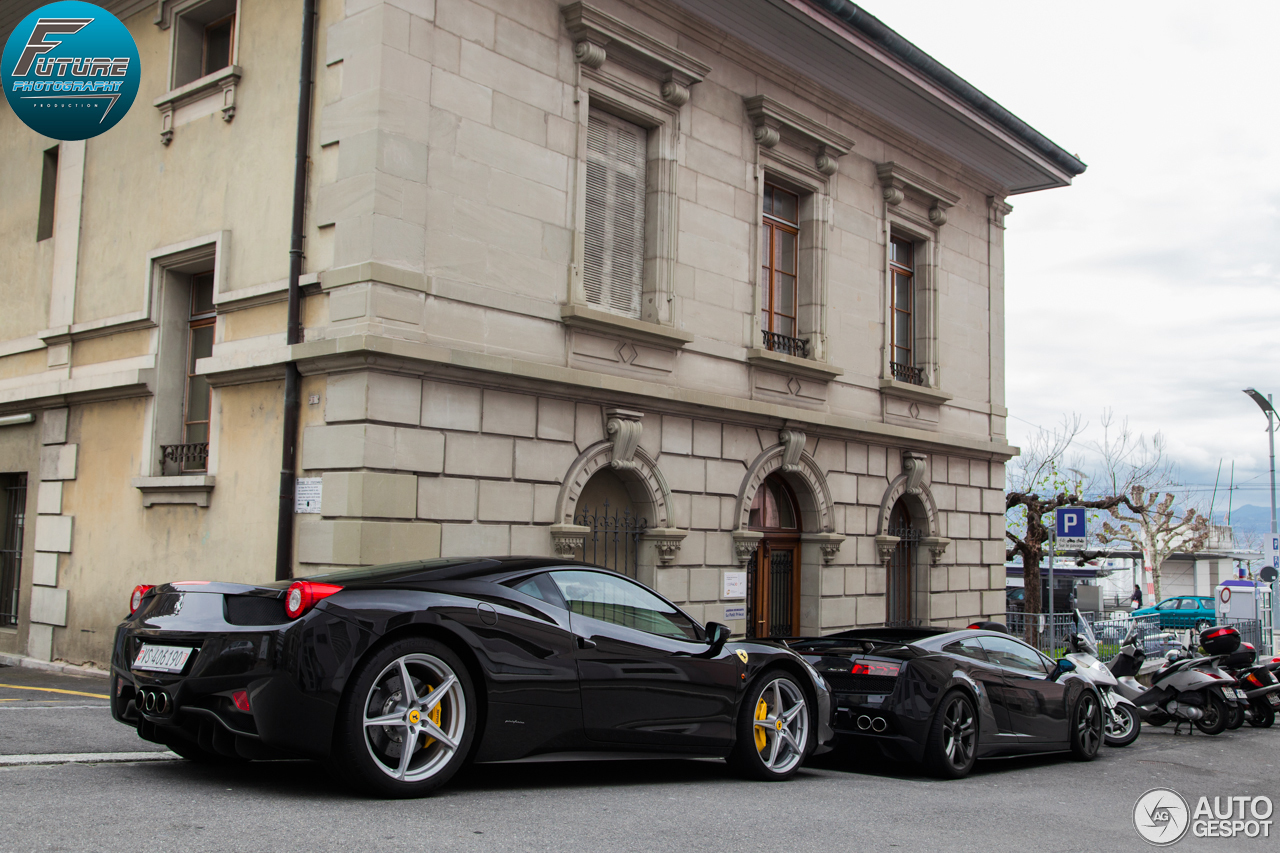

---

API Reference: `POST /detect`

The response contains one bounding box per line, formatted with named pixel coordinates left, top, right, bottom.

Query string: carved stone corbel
left=752, top=123, right=780, bottom=148
left=779, top=428, right=806, bottom=474
left=573, top=40, right=606, bottom=69
left=921, top=536, right=951, bottom=565
left=660, top=72, right=691, bottom=107
left=550, top=523, right=590, bottom=560
left=731, top=530, right=763, bottom=567
left=814, top=145, right=840, bottom=176
left=604, top=408, right=644, bottom=471
left=874, top=534, right=901, bottom=565
left=802, top=532, right=845, bottom=565
left=642, top=527, right=687, bottom=566
left=902, top=451, right=928, bottom=496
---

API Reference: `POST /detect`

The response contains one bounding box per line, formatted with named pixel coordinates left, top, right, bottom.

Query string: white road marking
left=0, top=751, right=179, bottom=766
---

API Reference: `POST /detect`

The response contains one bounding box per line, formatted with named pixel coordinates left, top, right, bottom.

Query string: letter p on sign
left=1056, top=507, right=1087, bottom=548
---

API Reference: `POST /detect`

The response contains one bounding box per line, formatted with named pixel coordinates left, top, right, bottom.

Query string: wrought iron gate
left=886, top=504, right=919, bottom=626
left=1, top=474, right=27, bottom=628
left=575, top=499, right=646, bottom=579
left=767, top=547, right=795, bottom=637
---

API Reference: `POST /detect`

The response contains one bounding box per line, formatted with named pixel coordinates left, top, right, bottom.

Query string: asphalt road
left=2, top=664, right=1277, bottom=853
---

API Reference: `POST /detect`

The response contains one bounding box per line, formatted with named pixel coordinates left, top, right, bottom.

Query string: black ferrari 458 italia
left=788, top=625, right=1105, bottom=778
left=112, top=557, right=833, bottom=797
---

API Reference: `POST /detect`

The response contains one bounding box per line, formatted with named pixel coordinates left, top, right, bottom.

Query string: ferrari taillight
left=232, top=690, right=251, bottom=713
left=129, top=584, right=154, bottom=614
left=851, top=661, right=901, bottom=677
left=284, top=581, right=343, bottom=619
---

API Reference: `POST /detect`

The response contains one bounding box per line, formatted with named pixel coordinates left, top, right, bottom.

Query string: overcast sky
left=864, top=0, right=1280, bottom=514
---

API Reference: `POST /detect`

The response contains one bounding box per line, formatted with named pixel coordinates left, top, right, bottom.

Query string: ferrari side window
left=507, top=574, right=567, bottom=609
left=978, top=637, right=1049, bottom=676
left=550, top=570, right=700, bottom=642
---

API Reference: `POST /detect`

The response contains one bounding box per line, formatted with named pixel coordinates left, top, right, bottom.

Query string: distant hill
left=1214, top=504, right=1274, bottom=537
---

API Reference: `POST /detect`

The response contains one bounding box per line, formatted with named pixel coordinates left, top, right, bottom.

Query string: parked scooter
left=1219, top=642, right=1280, bottom=728
left=1063, top=613, right=1140, bottom=747
left=1163, top=627, right=1253, bottom=730
left=1107, top=624, right=1233, bottom=734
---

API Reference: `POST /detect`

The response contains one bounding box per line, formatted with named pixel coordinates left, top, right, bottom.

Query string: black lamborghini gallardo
left=788, top=625, right=1104, bottom=777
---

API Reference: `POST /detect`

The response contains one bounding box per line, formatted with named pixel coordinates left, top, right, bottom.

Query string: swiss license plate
left=1269, top=693, right=1280, bottom=707
left=1235, top=689, right=1248, bottom=701
left=133, top=644, right=193, bottom=673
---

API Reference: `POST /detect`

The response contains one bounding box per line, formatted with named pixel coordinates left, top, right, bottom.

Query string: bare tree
left=1089, top=413, right=1210, bottom=599
left=1004, top=416, right=1136, bottom=624
left=1097, top=489, right=1210, bottom=600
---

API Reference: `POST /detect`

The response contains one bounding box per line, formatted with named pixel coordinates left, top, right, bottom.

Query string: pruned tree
left=1097, top=488, right=1210, bottom=600
left=1005, top=415, right=1137, bottom=633
left=1089, top=412, right=1210, bottom=600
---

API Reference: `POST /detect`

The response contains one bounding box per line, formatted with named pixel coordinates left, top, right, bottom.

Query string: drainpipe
left=275, top=0, right=317, bottom=581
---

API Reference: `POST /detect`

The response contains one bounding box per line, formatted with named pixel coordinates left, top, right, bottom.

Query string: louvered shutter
left=584, top=109, right=646, bottom=318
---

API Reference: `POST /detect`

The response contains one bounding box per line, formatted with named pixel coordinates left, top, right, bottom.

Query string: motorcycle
left=1163, top=644, right=1248, bottom=730
left=1063, top=613, right=1140, bottom=747
left=1219, top=642, right=1280, bottom=728
left=1107, top=623, right=1233, bottom=734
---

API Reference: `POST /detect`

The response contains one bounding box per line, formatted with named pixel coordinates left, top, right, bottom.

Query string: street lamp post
left=1243, top=388, right=1279, bottom=643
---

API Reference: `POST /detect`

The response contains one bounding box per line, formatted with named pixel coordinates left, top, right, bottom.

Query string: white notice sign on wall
left=723, top=606, right=746, bottom=620
left=295, top=477, right=322, bottom=514
left=723, top=571, right=746, bottom=599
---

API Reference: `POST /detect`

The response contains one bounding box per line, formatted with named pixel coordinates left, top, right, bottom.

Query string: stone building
left=0, top=0, right=1083, bottom=666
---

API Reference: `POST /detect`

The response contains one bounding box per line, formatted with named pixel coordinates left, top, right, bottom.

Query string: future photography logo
left=2, top=1, right=140, bottom=140
left=1134, top=788, right=1275, bottom=845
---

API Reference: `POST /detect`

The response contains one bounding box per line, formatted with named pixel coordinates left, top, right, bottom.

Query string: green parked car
left=1132, top=596, right=1217, bottom=630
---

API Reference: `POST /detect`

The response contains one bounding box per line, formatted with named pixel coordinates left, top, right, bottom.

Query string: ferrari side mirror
left=705, top=622, right=731, bottom=654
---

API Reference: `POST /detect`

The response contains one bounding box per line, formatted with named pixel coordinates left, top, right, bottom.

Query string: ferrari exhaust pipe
left=857, top=715, right=871, bottom=730
left=871, top=717, right=887, bottom=732
left=156, top=692, right=168, bottom=714
left=144, top=690, right=155, bottom=712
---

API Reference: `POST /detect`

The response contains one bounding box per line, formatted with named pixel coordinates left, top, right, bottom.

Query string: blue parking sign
left=1055, top=507, right=1086, bottom=548
left=1056, top=507, right=1086, bottom=537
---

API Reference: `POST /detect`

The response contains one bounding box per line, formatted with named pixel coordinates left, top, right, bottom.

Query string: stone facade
left=0, top=0, right=1081, bottom=664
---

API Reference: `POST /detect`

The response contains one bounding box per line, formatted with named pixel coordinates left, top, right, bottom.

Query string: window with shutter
left=584, top=109, right=646, bottom=319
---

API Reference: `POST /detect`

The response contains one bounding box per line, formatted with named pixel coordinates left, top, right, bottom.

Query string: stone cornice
left=278, top=333, right=1017, bottom=460
left=562, top=2, right=711, bottom=101
left=743, top=95, right=853, bottom=175
left=877, top=161, right=961, bottom=223
left=561, top=304, right=693, bottom=348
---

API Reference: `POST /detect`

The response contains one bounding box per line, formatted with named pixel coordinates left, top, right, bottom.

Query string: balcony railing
left=762, top=330, right=809, bottom=358
left=160, top=442, right=209, bottom=474
left=890, top=362, right=924, bottom=386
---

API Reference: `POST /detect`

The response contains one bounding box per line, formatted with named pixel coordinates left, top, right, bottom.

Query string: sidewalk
left=0, top=651, right=109, bottom=679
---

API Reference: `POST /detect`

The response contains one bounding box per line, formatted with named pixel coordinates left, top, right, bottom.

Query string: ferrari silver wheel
left=361, top=653, right=466, bottom=783
left=751, top=677, right=809, bottom=775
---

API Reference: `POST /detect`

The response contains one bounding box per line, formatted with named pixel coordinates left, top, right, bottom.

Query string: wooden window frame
left=201, top=13, right=236, bottom=78
left=761, top=183, right=801, bottom=342
left=889, top=235, right=915, bottom=372
left=181, top=272, right=216, bottom=472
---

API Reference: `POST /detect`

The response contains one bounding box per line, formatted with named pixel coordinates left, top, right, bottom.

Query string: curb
left=0, top=751, right=178, bottom=767
left=0, top=652, right=110, bottom=679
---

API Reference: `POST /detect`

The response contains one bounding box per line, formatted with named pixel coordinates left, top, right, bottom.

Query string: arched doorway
left=747, top=474, right=801, bottom=638
left=886, top=497, right=921, bottom=625
left=573, top=468, right=648, bottom=578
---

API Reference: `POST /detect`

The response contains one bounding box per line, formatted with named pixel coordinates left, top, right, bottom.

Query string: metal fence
left=574, top=500, right=646, bottom=580
left=1005, top=611, right=1168, bottom=662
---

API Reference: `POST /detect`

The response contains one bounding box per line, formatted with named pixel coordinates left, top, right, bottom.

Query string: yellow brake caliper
left=419, top=684, right=443, bottom=749
left=754, top=697, right=769, bottom=752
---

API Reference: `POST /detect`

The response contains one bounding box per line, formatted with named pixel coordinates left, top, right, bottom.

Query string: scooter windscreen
left=1074, top=610, right=1099, bottom=656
